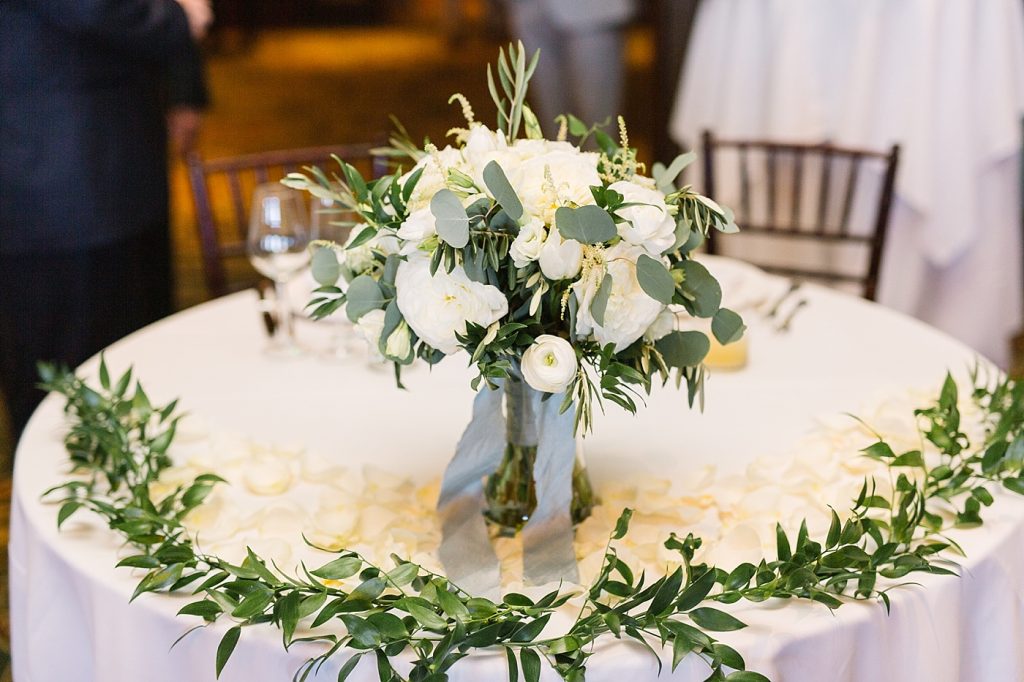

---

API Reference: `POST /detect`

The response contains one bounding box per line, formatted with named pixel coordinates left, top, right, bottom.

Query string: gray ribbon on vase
left=436, top=380, right=579, bottom=596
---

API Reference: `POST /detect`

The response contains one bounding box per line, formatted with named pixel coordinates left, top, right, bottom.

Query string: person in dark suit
left=0, top=0, right=212, bottom=438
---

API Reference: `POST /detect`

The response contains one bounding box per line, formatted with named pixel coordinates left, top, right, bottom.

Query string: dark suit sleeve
left=22, top=0, right=192, bottom=61
left=166, top=37, right=209, bottom=108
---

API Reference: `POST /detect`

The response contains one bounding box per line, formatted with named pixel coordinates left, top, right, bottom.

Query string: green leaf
left=726, top=672, right=771, bottom=682
left=520, top=648, right=541, bottom=682
left=636, top=254, right=675, bottom=304
left=344, top=276, right=385, bottom=322
left=311, top=556, right=363, bottom=581
left=337, top=654, right=363, bottom=681
left=436, top=587, right=470, bottom=621
left=677, top=568, right=717, bottom=611
left=482, top=161, right=523, bottom=221
left=505, top=647, right=519, bottom=682
left=679, top=260, right=722, bottom=317
left=555, top=205, right=617, bottom=244
left=711, top=308, right=745, bottom=345
left=512, top=613, right=551, bottom=643
left=689, top=607, right=747, bottom=632
left=216, top=626, right=241, bottom=678
left=178, top=599, right=222, bottom=620
left=612, top=508, right=633, bottom=539
left=311, top=246, right=341, bottom=287
left=654, top=151, right=696, bottom=193
left=655, top=330, right=710, bottom=369
left=397, top=597, right=447, bottom=630
left=776, top=523, right=792, bottom=562
left=231, top=588, right=273, bottom=619
left=1004, top=476, right=1024, bottom=496
left=430, top=189, right=470, bottom=248
left=591, top=274, right=613, bottom=327
left=57, top=501, right=82, bottom=528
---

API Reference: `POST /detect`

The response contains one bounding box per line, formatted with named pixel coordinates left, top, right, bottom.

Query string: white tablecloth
left=670, top=0, right=1024, bottom=368
left=10, top=264, right=1024, bottom=681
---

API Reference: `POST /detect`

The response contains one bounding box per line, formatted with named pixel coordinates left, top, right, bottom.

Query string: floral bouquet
left=284, top=44, right=741, bottom=554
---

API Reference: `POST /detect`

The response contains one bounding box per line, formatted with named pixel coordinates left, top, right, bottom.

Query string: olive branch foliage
left=40, top=359, right=1024, bottom=682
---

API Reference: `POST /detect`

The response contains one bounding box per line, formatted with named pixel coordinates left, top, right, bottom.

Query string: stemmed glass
left=247, top=184, right=311, bottom=354
left=309, top=196, right=360, bottom=360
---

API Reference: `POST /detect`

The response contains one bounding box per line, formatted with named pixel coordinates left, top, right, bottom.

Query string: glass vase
left=483, top=372, right=597, bottom=536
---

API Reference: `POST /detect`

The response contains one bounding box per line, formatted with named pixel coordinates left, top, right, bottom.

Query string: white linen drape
left=671, top=0, right=1024, bottom=367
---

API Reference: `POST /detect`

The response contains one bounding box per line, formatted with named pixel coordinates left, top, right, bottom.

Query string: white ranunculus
left=573, top=243, right=664, bottom=351
left=510, top=217, right=547, bottom=267
left=644, top=308, right=677, bottom=342
left=538, top=228, right=583, bottom=280
left=395, top=255, right=509, bottom=354
left=515, top=149, right=601, bottom=225
left=521, top=335, right=578, bottom=393
left=608, top=180, right=677, bottom=256
left=355, top=308, right=386, bottom=350
left=401, top=146, right=467, bottom=212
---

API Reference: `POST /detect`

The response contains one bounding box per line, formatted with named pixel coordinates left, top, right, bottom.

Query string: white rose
left=521, top=335, right=578, bottom=393
left=573, top=243, right=664, bottom=351
left=510, top=217, right=547, bottom=268
left=538, top=228, right=583, bottom=280
left=515, top=149, right=601, bottom=224
left=355, top=308, right=386, bottom=353
left=512, top=138, right=577, bottom=158
left=395, top=255, right=509, bottom=355
left=644, top=308, right=677, bottom=342
left=384, top=321, right=412, bottom=360
left=341, top=226, right=398, bottom=277
left=401, top=146, right=467, bottom=212
left=608, top=180, right=677, bottom=256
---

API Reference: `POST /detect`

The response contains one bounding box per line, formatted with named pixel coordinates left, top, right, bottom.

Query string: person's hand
left=175, top=0, right=213, bottom=40
left=167, top=106, right=204, bottom=156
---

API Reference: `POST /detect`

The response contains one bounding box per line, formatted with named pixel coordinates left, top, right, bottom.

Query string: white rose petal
left=644, top=308, right=677, bottom=342
left=509, top=217, right=547, bottom=267
left=242, top=458, right=294, bottom=496
left=395, top=207, right=437, bottom=254
left=401, top=146, right=466, bottom=212
left=515, top=149, right=601, bottom=225
left=521, top=335, right=578, bottom=393
left=395, top=255, right=509, bottom=355
left=355, top=308, right=386, bottom=352
left=609, top=180, right=677, bottom=256
left=538, top=228, right=583, bottom=280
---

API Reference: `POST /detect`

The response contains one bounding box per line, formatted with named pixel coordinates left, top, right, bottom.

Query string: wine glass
left=309, top=196, right=361, bottom=360
left=247, top=184, right=311, bottom=353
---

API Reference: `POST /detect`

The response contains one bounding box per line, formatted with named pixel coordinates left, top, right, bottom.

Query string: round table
left=11, top=262, right=1024, bottom=682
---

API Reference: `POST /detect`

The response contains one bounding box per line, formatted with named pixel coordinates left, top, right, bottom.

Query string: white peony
left=509, top=217, right=547, bottom=267
left=574, top=243, right=664, bottom=351
left=608, top=180, right=677, bottom=256
left=521, top=335, right=578, bottom=393
left=395, top=255, right=509, bottom=354
left=538, top=228, right=583, bottom=280
left=461, top=124, right=519, bottom=189
left=515, top=149, right=601, bottom=225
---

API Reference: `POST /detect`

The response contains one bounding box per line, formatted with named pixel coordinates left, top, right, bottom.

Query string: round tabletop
left=11, top=259, right=1024, bottom=682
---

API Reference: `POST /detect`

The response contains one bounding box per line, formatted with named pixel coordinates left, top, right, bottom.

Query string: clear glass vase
left=483, top=372, right=597, bottom=536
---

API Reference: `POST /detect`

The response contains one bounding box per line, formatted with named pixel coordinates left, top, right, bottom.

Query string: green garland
left=40, top=361, right=1024, bottom=682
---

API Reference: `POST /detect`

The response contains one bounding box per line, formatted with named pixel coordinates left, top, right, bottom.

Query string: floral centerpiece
left=284, top=44, right=742, bottom=548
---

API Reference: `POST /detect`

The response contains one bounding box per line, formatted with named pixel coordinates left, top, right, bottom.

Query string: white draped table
left=10, top=261, right=1024, bottom=681
left=671, top=0, right=1024, bottom=369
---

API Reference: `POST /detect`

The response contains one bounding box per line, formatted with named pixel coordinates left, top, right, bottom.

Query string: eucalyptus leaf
left=555, top=205, right=617, bottom=244
left=680, top=260, right=722, bottom=317
left=430, top=189, right=470, bottom=248
left=483, top=161, right=523, bottom=221
left=591, top=274, right=613, bottom=327
left=656, top=330, right=710, bottom=368
left=311, top=247, right=341, bottom=287
left=345, top=276, right=385, bottom=322
left=712, top=308, right=745, bottom=345
left=636, top=255, right=675, bottom=304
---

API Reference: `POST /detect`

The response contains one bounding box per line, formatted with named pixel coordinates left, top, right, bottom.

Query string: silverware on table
left=777, top=298, right=809, bottom=332
left=764, top=280, right=802, bottom=320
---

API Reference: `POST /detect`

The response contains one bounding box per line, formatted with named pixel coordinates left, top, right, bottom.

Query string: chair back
left=701, top=131, right=900, bottom=301
left=186, top=143, right=389, bottom=298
